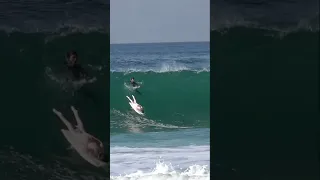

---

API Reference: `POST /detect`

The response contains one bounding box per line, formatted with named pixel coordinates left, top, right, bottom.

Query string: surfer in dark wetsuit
left=129, top=77, right=142, bottom=95
left=65, top=50, right=99, bottom=104
left=130, top=77, right=139, bottom=87
left=65, top=51, right=89, bottom=80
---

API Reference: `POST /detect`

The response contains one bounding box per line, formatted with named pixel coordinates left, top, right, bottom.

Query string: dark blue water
left=0, top=1, right=110, bottom=180
left=211, top=0, right=319, bottom=179
left=110, top=42, right=209, bottom=72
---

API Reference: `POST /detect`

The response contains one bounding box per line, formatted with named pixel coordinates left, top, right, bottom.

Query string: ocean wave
left=110, top=68, right=210, bottom=74
left=110, top=134, right=210, bottom=177
left=0, top=24, right=108, bottom=34
left=110, top=109, right=189, bottom=134
left=211, top=18, right=319, bottom=32
left=110, top=62, right=210, bottom=73
left=211, top=1, right=319, bottom=31
left=0, top=0, right=109, bottom=34
left=110, top=71, right=210, bottom=133
left=211, top=24, right=319, bottom=40
left=0, top=147, right=108, bottom=180
left=111, top=162, right=210, bottom=180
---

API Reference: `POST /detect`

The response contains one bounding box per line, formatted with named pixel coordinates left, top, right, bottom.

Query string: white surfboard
left=129, top=102, right=144, bottom=115
left=61, top=129, right=107, bottom=167
left=126, top=95, right=144, bottom=115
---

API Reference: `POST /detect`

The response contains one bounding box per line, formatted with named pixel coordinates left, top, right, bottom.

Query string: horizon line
left=110, top=40, right=209, bottom=45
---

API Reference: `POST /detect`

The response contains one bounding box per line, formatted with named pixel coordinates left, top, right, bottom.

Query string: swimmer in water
left=65, top=50, right=95, bottom=81
left=52, top=106, right=107, bottom=162
left=130, top=77, right=139, bottom=87
left=126, top=95, right=144, bottom=113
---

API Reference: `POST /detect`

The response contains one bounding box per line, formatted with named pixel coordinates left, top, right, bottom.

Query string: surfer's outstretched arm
left=126, top=96, right=133, bottom=103
left=52, top=108, right=75, bottom=132
left=132, top=95, right=136, bottom=103
left=71, top=106, right=85, bottom=132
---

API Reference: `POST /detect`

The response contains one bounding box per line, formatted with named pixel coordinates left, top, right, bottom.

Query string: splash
left=111, top=161, right=210, bottom=180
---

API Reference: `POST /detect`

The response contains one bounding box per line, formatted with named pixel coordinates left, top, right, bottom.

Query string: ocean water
left=110, top=42, right=210, bottom=179
left=0, top=1, right=110, bottom=180
left=211, top=0, right=319, bottom=179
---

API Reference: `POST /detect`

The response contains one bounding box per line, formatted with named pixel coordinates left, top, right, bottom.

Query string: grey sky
left=110, top=0, right=210, bottom=44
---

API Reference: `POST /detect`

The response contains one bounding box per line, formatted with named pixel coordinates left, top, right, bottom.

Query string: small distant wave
left=211, top=1, right=319, bottom=31
left=111, top=68, right=210, bottom=74
left=0, top=24, right=108, bottom=35
left=110, top=62, right=210, bottom=73
left=211, top=17, right=319, bottom=33
left=111, top=41, right=209, bottom=74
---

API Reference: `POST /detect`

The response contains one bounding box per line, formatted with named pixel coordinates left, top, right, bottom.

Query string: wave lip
left=111, top=62, right=210, bottom=73
left=111, top=67, right=210, bottom=74
left=211, top=0, right=319, bottom=31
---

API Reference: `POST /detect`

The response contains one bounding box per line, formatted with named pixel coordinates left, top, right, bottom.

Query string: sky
left=110, top=0, right=210, bottom=44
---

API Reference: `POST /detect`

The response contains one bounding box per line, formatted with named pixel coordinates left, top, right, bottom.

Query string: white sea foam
left=111, top=162, right=210, bottom=180
left=110, top=62, right=210, bottom=73
left=110, top=109, right=189, bottom=133
left=110, top=145, right=210, bottom=179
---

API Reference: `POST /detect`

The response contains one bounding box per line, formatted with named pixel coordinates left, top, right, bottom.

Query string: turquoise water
left=110, top=42, right=210, bottom=178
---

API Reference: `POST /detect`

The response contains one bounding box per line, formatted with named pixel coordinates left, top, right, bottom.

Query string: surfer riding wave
left=52, top=106, right=107, bottom=163
left=127, top=77, right=142, bottom=95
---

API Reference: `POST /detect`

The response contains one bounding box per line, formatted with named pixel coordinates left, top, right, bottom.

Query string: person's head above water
left=65, top=50, right=78, bottom=67
left=130, top=77, right=135, bottom=82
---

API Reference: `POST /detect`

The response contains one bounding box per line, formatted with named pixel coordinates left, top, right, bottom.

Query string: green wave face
left=110, top=71, right=210, bottom=133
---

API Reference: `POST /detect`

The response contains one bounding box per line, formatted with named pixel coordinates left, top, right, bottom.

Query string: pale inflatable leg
left=132, top=95, right=137, bottom=103
left=126, top=96, right=133, bottom=103
left=71, top=106, right=85, bottom=132
left=52, top=108, right=75, bottom=133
